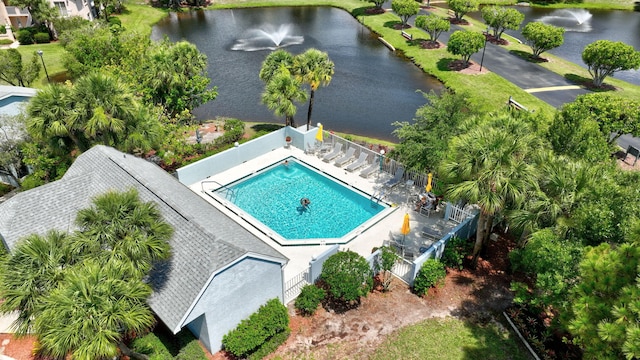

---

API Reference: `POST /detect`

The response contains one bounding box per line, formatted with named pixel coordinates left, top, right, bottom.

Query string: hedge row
left=222, top=298, right=290, bottom=358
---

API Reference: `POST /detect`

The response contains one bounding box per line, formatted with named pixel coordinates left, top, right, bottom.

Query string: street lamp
left=479, top=27, right=489, bottom=73
left=37, top=50, right=50, bottom=83
left=378, top=149, right=385, bottom=178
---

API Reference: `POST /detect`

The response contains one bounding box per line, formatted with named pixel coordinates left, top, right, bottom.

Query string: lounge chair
left=421, top=226, right=442, bottom=241
left=346, top=153, right=369, bottom=172
left=334, top=147, right=356, bottom=167
left=304, top=142, right=316, bottom=155
left=383, top=167, right=405, bottom=190
left=322, top=143, right=343, bottom=162
left=359, top=162, right=378, bottom=178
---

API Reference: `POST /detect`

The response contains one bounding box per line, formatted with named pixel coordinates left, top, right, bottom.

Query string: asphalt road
left=405, top=6, right=639, bottom=151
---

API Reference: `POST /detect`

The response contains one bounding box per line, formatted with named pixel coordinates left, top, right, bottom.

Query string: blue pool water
left=0, top=96, right=29, bottom=116
left=217, top=159, right=386, bottom=240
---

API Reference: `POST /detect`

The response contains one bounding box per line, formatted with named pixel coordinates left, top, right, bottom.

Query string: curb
left=502, top=311, right=541, bottom=360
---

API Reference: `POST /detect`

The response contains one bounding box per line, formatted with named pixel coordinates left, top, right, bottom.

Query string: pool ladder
left=370, top=190, right=385, bottom=205
left=201, top=180, right=238, bottom=202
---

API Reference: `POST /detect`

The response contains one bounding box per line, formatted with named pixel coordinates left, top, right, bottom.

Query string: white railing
left=284, top=268, right=310, bottom=304
left=390, top=258, right=414, bottom=284
left=448, top=204, right=475, bottom=224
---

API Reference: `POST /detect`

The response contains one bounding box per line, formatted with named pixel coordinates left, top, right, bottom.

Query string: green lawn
left=14, top=42, right=67, bottom=88
left=369, top=317, right=532, bottom=360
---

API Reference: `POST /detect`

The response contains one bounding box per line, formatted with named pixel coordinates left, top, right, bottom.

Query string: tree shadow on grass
left=564, top=74, right=617, bottom=92
left=352, top=6, right=385, bottom=17
left=508, top=49, right=549, bottom=64
left=383, top=20, right=402, bottom=29
left=436, top=57, right=456, bottom=72
left=250, top=123, right=283, bottom=133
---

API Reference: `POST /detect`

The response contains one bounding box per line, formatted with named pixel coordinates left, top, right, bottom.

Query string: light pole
left=378, top=149, right=385, bottom=178
left=37, top=50, right=50, bottom=83
left=479, top=27, right=490, bottom=73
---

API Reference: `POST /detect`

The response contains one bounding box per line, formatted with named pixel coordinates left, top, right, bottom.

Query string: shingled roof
left=0, top=145, right=288, bottom=333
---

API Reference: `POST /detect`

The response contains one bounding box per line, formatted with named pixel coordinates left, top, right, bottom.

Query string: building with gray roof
left=0, top=145, right=288, bottom=352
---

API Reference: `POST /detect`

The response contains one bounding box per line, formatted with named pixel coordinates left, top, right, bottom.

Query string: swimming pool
left=212, top=158, right=388, bottom=245
left=0, top=96, right=30, bottom=116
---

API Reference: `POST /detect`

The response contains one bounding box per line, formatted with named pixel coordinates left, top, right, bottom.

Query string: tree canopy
left=0, top=189, right=172, bottom=359
left=582, top=40, right=640, bottom=87
left=440, top=113, right=540, bottom=267
left=447, top=0, right=478, bottom=21
left=521, top=21, right=565, bottom=59
left=414, top=14, right=450, bottom=44
left=392, top=90, right=473, bottom=172
left=0, top=49, right=41, bottom=87
left=446, top=30, right=485, bottom=66
left=481, top=6, right=524, bottom=40
left=391, top=0, right=420, bottom=28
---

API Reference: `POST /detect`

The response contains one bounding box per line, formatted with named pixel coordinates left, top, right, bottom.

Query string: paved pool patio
left=186, top=142, right=456, bottom=283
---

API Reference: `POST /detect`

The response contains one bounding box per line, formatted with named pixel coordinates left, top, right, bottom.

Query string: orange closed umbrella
left=425, top=173, right=433, bottom=193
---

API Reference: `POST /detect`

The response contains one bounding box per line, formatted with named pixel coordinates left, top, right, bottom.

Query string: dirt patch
left=364, top=7, right=385, bottom=15
left=0, top=334, right=37, bottom=360
left=419, top=39, right=444, bottom=50
left=449, top=18, right=469, bottom=26
left=392, top=23, right=411, bottom=30
left=258, top=237, right=512, bottom=359
left=448, top=59, right=491, bottom=75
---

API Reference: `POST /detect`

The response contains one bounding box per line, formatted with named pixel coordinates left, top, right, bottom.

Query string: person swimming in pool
left=300, top=198, right=311, bottom=208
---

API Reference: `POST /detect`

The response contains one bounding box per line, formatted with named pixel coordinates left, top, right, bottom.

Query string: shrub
left=295, top=284, right=325, bottom=315
left=55, top=16, right=91, bottom=36
left=413, top=259, right=446, bottom=296
left=441, top=236, right=473, bottom=270
left=215, top=118, right=245, bottom=145
left=0, top=183, right=13, bottom=197
left=247, top=329, right=291, bottom=360
left=222, top=298, right=289, bottom=358
left=130, top=332, right=173, bottom=360
left=0, top=25, right=6, bottom=34
left=17, top=29, right=34, bottom=45
left=321, top=250, right=373, bottom=303
left=34, top=32, right=50, bottom=44
left=175, top=339, right=207, bottom=360
left=20, top=175, right=45, bottom=190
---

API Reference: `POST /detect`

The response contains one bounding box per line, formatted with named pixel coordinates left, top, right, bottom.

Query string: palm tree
left=71, top=188, right=173, bottom=279
left=509, top=154, right=598, bottom=244
left=26, top=83, right=83, bottom=152
left=261, top=68, right=307, bottom=127
left=259, top=49, right=295, bottom=84
left=0, top=230, right=72, bottom=335
left=439, top=114, right=539, bottom=267
left=71, top=72, right=136, bottom=147
left=293, top=49, right=334, bottom=130
left=35, top=260, right=154, bottom=360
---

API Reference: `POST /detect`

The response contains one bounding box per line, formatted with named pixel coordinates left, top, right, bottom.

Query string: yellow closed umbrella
left=400, top=213, right=411, bottom=256
left=315, top=123, right=324, bottom=143
left=425, top=173, right=433, bottom=193
left=401, top=213, right=410, bottom=236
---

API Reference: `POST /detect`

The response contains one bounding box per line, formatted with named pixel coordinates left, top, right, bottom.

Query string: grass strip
left=369, top=317, right=532, bottom=360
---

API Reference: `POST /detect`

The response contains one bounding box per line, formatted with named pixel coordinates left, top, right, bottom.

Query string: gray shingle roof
left=0, top=145, right=287, bottom=332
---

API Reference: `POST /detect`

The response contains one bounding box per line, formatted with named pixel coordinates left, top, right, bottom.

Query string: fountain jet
left=231, top=24, right=304, bottom=51
left=538, top=9, right=593, bottom=32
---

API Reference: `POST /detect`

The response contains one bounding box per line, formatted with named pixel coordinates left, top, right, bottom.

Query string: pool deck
left=190, top=146, right=456, bottom=281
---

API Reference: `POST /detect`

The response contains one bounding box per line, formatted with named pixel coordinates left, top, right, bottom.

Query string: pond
left=152, top=7, right=443, bottom=141
left=471, top=7, right=640, bottom=86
